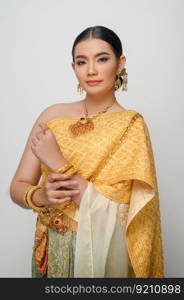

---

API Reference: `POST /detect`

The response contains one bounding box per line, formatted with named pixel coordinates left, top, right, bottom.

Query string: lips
left=86, top=80, right=102, bottom=86
left=86, top=80, right=102, bottom=83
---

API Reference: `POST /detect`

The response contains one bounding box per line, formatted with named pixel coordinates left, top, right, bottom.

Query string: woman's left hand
left=31, top=122, right=65, bottom=171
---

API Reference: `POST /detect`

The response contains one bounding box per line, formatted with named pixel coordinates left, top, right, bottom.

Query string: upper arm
left=10, top=104, right=62, bottom=186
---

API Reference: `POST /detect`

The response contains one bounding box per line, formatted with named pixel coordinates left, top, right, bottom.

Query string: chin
left=86, top=86, right=109, bottom=96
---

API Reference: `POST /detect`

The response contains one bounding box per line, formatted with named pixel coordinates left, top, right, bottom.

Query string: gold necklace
left=69, top=98, right=116, bottom=136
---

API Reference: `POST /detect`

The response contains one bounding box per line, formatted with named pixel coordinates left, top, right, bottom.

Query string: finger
left=39, top=121, right=46, bottom=129
left=39, top=122, right=49, bottom=134
left=35, top=131, right=42, bottom=140
left=47, top=173, right=70, bottom=183
left=57, top=198, right=72, bottom=204
left=31, top=145, right=35, bottom=154
left=49, top=189, right=79, bottom=198
left=38, top=122, right=45, bottom=129
left=31, top=137, right=37, bottom=146
left=44, top=129, right=53, bottom=136
left=37, top=127, right=44, bottom=135
left=48, top=196, right=72, bottom=205
left=38, top=123, right=46, bottom=133
left=50, top=178, right=78, bottom=190
left=54, top=180, right=79, bottom=190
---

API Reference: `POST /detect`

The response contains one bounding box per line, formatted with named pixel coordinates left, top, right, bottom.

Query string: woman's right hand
left=32, top=173, right=80, bottom=207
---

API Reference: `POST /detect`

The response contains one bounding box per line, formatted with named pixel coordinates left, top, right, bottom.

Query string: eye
left=76, top=57, right=109, bottom=66
left=76, top=61, right=85, bottom=66
left=98, top=57, right=109, bottom=62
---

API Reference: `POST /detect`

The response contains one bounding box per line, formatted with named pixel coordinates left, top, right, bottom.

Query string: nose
left=87, top=62, right=97, bottom=76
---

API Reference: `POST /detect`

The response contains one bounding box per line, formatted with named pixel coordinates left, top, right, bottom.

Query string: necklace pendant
left=79, top=117, right=88, bottom=125
left=68, top=98, right=116, bottom=137
left=69, top=117, right=94, bottom=136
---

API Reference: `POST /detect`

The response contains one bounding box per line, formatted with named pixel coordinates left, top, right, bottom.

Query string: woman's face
left=72, top=38, right=126, bottom=95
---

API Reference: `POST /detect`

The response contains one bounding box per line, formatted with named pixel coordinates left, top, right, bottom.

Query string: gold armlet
left=23, top=184, right=46, bottom=213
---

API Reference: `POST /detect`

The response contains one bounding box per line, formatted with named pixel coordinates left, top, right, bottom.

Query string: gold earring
left=77, top=83, right=84, bottom=94
left=115, top=68, right=128, bottom=91
left=114, top=76, right=122, bottom=90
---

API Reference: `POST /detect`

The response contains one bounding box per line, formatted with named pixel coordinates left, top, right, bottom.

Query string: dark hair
left=72, top=25, right=123, bottom=63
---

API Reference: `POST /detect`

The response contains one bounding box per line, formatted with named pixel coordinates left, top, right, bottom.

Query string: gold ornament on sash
left=69, top=99, right=116, bottom=137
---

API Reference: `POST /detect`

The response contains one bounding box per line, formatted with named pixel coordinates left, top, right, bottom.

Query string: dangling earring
left=114, top=76, right=122, bottom=90
left=77, top=83, right=84, bottom=94
left=121, top=68, right=128, bottom=91
left=114, top=68, right=128, bottom=91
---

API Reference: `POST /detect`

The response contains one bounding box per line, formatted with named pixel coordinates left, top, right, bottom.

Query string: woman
left=10, top=25, right=164, bottom=278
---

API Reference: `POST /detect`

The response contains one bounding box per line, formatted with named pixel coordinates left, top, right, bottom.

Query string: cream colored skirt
left=73, top=181, right=130, bottom=278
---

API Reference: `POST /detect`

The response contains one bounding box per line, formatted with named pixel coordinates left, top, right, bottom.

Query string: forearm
left=10, top=157, right=79, bottom=209
left=9, top=180, right=45, bottom=209
left=9, top=181, right=32, bottom=209
left=45, top=153, right=68, bottom=172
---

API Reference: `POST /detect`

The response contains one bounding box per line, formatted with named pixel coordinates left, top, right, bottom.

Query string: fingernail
left=73, top=190, right=79, bottom=193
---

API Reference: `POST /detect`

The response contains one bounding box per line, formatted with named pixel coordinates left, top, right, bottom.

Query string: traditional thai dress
left=31, top=109, right=164, bottom=278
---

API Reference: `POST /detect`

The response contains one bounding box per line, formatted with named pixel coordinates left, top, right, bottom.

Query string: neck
left=83, top=91, right=117, bottom=115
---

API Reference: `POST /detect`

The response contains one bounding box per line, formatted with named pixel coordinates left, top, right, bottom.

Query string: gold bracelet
left=55, top=163, right=73, bottom=174
left=23, top=185, right=33, bottom=209
left=55, top=163, right=78, bottom=177
left=24, top=184, right=46, bottom=213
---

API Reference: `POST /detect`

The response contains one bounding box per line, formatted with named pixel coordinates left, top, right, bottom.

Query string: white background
left=0, top=0, right=183, bottom=277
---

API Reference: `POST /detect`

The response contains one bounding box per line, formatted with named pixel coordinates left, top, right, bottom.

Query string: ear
left=71, top=62, right=75, bottom=71
left=117, top=56, right=126, bottom=74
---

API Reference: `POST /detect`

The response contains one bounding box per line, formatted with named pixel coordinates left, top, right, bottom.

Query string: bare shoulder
left=40, top=101, right=82, bottom=123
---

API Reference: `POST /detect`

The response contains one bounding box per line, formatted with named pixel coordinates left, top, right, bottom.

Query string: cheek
left=101, top=64, right=117, bottom=80
left=75, top=68, right=86, bottom=81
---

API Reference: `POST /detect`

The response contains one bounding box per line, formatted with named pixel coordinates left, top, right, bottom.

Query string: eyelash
left=76, top=57, right=109, bottom=66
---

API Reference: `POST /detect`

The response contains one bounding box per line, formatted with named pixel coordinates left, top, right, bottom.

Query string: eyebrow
left=75, top=52, right=111, bottom=60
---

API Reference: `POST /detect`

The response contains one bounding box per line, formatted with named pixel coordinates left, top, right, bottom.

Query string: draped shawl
left=37, top=109, right=164, bottom=278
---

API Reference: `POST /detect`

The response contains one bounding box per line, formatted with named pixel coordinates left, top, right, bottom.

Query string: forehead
left=74, top=38, right=113, bottom=56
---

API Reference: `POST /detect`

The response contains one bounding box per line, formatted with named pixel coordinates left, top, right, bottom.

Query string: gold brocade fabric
left=38, top=109, right=164, bottom=278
